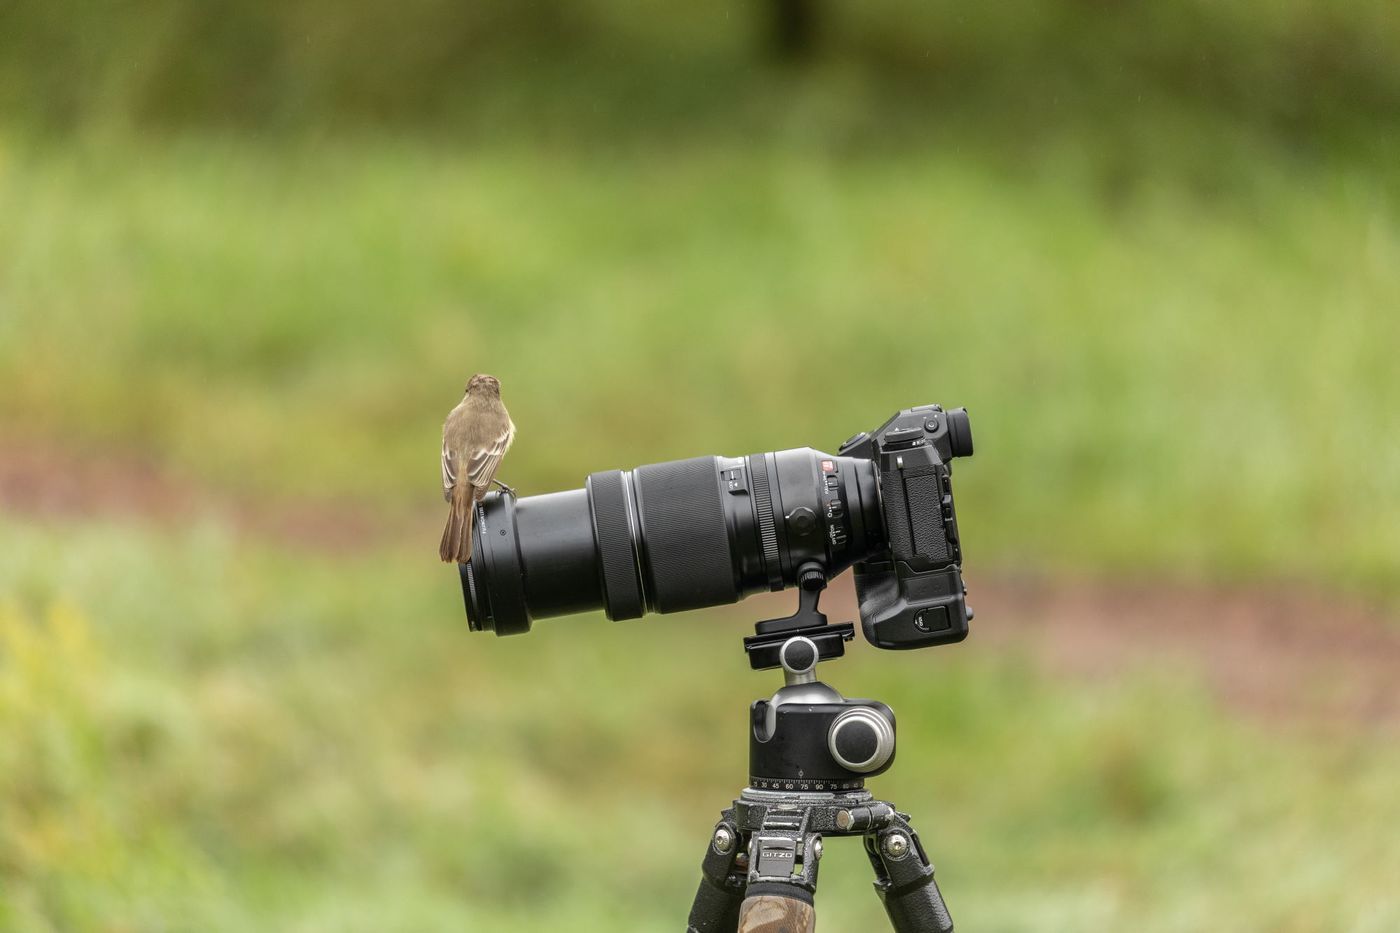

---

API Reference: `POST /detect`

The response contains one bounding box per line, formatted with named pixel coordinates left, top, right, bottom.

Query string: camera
left=463, top=404, right=976, bottom=926
left=460, top=403, right=973, bottom=652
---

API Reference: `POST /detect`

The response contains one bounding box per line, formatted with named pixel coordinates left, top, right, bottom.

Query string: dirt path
left=3, top=439, right=1397, bottom=727
left=812, top=574, right=1400, bottom=729
left=0, top=439, right=398, bottom=554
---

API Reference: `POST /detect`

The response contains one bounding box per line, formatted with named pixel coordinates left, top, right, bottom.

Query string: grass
left=1, top=134, right=1398, bottom=595
left=2, top=521, right=1399, bottom=932
left=0, top=89, right=1398, bottom=930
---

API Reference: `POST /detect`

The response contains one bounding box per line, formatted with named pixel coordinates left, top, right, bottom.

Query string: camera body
left=841, top=405, right=973, bottom=650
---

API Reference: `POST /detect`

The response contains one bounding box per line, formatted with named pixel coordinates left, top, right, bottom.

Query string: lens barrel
left=462, top=449, right=883, bottom=635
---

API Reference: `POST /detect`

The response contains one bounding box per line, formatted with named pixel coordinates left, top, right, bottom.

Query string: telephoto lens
left=462, top=448, right=885, bottom=635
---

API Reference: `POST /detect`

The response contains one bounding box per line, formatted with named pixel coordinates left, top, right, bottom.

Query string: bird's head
left=466, top=373, right=502, bottom=396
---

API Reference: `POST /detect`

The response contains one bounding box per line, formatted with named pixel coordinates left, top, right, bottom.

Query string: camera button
left=914, top=606, right=952, bottom=633
left=787, top=507, right=817, bottom=535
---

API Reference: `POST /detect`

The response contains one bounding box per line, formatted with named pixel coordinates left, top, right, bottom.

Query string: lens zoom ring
left=634, top=457, right=737, bottom=613
left=747, top=454, right=780, bottom=570
left=587, top=470, right=645, bottom=620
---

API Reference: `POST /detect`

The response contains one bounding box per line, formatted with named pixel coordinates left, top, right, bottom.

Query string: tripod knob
left=828, top=707, right=895, bottom=773
left=779, top=636, right=819, bottom=677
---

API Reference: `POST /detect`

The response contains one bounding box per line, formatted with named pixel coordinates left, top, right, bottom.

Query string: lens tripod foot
left=864, top=814, right=954, bottom=933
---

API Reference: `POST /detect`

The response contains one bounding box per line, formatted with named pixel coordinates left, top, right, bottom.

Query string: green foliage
left=1, top=136, right=1397, bottom=593
left=1, top=0, right=1398, bottom=145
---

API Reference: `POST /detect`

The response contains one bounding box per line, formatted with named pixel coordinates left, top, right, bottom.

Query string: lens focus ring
left=747, top=454, right=781, bottom=584
left=586, top=470, right=645, bottom=621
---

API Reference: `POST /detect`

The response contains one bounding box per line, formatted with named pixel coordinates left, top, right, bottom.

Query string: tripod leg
left=737, top=887, right=815, bottom=933
left=688, top=810, right=747, bottom=933
left=735, top=811, right=821, bottom=933
left=864, top=813, right=954, bottom=933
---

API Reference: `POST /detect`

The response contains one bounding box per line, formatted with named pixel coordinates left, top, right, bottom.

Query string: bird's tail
left=439, top=484, right=476, bottom=563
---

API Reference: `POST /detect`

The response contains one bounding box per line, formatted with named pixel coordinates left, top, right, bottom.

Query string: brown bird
left=440, top=373, right=516, bottom=563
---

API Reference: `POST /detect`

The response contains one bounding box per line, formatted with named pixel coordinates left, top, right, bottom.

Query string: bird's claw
left=493, top=480, right=518, bottom=498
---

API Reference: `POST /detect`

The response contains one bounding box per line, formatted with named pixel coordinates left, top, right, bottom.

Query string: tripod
left=685, top=579, right=955, bottom=933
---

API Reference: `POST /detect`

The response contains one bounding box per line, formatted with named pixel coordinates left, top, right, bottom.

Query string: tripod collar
left=743, top=567, right=855, bottom=672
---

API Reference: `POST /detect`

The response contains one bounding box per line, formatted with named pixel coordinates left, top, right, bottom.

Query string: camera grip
left=855, top=562, right=969, bottom=649
left=879, top=460, right=957, bottom=567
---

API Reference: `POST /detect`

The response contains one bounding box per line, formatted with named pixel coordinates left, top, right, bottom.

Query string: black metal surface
left=866, top=815, right=955, bottom=933
left=844, top=405, right=975, bottom=651
left=634, top=457, right=736, bottom=612
left=461, top=429, right=897, bottom=636
left=586, top=470, right=645, bottom=620
left=685, top=609, right=957, bottom=932
left=746, top=805, right=821, bottom=894
left=686, top=810, right=746, bottom=933
left=748, top=699, right=895, bottom=791
left=687, top=792, right=955, bottom=932
left=743, top=622, right=853, bottom=672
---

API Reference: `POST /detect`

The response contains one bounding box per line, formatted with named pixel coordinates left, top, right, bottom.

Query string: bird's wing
left=468, top=419, right=515, bottom=492
left=441, top=436, right=457, bottom=502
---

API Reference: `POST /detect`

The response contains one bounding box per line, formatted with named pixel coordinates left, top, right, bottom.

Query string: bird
left=440, top=373, right=516, bottom=563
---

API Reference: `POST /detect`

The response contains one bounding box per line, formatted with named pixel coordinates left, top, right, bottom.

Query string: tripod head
left=741, top=566, right=898, bottom=792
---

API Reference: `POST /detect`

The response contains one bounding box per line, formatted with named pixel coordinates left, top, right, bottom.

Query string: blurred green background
left=2, top=2, right=1399, bottom=930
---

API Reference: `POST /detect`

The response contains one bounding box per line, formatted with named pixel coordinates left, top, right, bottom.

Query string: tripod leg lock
left=745, top=806, right=821, bottom=893
left=738, top=811, right=823, bottom=933
left=687, top=812, right=748, bottom=933
left=835, top=802, right=896, bottom=833
left=865, top=816, right=955, bottom=933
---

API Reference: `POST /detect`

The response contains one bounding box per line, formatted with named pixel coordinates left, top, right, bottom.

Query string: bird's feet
left=492, top=480, right=518, bottom=498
